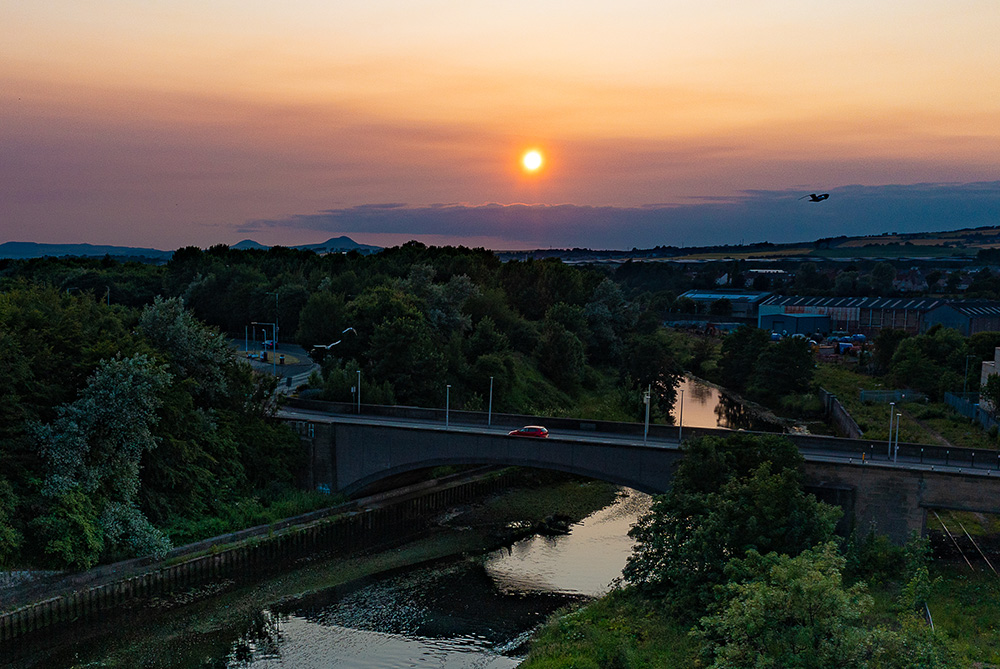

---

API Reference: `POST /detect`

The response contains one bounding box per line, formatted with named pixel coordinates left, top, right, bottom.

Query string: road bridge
left=281, top=402, right=1000, bottom=543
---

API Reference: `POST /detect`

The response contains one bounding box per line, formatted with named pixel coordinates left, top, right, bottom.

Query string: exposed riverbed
left=9, top=478, right=651, bottom=668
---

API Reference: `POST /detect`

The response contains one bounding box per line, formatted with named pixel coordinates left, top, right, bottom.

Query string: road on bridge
left=278, top=406, right=1000, bottom=481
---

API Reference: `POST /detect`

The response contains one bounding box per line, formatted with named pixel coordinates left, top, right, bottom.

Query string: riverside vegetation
left=521, top=433, right=981, bottom=668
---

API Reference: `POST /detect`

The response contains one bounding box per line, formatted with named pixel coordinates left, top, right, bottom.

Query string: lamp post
left=643, top=386, right=651, bottom=444
left=488, top=376, right=494, bottom=426
left=446, top=384, right=451, bottom=427
left=356, top=370, right=361, bottom=414
left=894, top=412, right=902, bottom=462
left=252, top=321, right=277, bottom=377
left=678, top=388, right=685, bottom=443
left=965, top=354, right=978, bottom=394
left=886, top=402, right=896, bottom=458
left=268, top=290, right=279, bottom=350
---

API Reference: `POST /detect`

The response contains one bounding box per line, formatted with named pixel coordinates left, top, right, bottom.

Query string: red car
left=508, top=425, right=549, bottom=438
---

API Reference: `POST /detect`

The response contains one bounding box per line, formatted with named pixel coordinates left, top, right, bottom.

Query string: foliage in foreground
left=523, top=433, right=959, bottom=668
left=0, top=288, right=311, bottom=570
left=623, top=433, right=840, bottom=619
left=695, top=543, right=956, bottom=668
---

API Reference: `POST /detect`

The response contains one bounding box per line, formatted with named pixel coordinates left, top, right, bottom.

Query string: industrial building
left=922, top=302, right=1000, bottom=336
left=757, top=296, right=948, bottom=336
left=676, top=290, right=773, bottom=320
left=758, top=312, right=831, bottom=336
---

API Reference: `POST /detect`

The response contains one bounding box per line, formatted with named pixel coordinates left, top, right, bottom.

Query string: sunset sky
left=2, top=1, right=999, bottom=250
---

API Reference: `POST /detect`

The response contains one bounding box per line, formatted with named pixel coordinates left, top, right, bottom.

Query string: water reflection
left=672, top=376, right=783, bottom=432
left=222, top=490, right=651, bottom=668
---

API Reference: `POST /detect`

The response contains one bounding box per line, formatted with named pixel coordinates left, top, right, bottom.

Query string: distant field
left=679, top=247, right=813, bottom=260
left=811, top=244, right=976, bottom=259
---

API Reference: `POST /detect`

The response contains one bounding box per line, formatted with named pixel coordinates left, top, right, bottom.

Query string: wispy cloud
left=241, top=181, right=1000, bottom=249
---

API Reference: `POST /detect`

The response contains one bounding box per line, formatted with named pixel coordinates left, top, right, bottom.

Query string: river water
left=13, top=489, right=651, bottom=668
left=671, top=375, right=783, bottom=432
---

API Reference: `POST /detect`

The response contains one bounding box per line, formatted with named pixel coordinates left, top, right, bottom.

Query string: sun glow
left=522, top=150, right=544, bottom=172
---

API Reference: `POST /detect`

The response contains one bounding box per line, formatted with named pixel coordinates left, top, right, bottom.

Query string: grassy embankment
left=520, top=568, right=1000, bottom=668
left=814, top=363, right=998, bottom=451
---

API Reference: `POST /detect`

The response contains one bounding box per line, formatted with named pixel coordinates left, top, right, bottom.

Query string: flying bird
left=800, top=193, right=830, bottom=202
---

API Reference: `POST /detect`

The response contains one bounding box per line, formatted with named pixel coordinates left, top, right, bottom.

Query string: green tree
left=870, top=262, right=896, bottom=295
left=872, top=329, right=909, bottom=375
left=296, top=290, right=347, bottom=348
left=696, top=543, right=957, bottom=669
left=624, top=434, right=839, bottom=619
left=26, top=489, right=104, bottom=570
left=696, top=543, right=871, bottom=668
left=709, top=298, right=733, bottom=317
left=622, top=332, right=683, bottom=419
left=749, top=336, right=814, bottom=400
left=535, top=321, right=586, bottom=390
left=33, top=355, right=173, bottom=560
left=890, top=326, right=967, bottom=399
left=967, top=331, right=1000, bottom=361
left=717, top=326, right=770, bottom=392
left=0, top=480, right=21, bottom=565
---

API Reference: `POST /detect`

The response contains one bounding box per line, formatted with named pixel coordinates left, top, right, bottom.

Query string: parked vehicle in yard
left=508, top=425, right=549, bottom=438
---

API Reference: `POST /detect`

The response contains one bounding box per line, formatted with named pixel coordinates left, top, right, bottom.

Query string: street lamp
left=678, top=388, right=685, bottom=443
left=964, top=354, right=978, bottom=394
left=446, top=384, right=451, bottom=427
left=888, top=402, right=895, bottom=458
left=268, top=290, right=279, bottom=350
left=643, top=386, right=651, bottom=444
left=251, top=321, right=277, bottom=377
left=356, top=370, right=361, bottom=414
left=894, top=412, right=902, bottom=462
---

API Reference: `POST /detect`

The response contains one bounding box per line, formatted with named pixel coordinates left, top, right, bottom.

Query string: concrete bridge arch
left=289, top=416, right=1000, bottom=544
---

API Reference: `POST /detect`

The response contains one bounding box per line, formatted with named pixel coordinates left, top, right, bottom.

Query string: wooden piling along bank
left=0, top=471, right=517, bottom=644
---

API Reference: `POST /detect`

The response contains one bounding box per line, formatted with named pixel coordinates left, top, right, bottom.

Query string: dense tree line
left=618, top=434, right=956, bottom=667
left=0, top=287, right=301, bottom=569
left=2, top=244, right=684, bottom=419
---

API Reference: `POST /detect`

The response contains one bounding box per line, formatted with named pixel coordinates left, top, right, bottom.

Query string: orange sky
left=2, top=1, right=999, bottom=248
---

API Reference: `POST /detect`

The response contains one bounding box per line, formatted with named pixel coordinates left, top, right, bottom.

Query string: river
left=671, top=375, right=784, bottom=432
left=11, top=488, right=651, bottom=668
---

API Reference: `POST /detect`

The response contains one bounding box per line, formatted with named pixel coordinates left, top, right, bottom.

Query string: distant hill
left=0, top=241, right=173, bottom=261
left=292, top=236, right=382, bottom=254
left=231, top=239, right=269, bottom=250
left=0, top=236, right=382, bottom=260
left=232, top=236, right=381, bottom=254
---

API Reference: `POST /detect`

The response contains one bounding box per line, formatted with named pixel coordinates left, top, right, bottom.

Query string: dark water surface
left=11, top=490, right=651, bottom=668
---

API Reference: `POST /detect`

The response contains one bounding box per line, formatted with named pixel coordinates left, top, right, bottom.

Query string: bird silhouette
left=800, top=193, right=830, bottom=202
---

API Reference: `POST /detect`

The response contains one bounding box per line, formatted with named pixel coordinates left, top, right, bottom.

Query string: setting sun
left=522, top=150, right=544, bottom=172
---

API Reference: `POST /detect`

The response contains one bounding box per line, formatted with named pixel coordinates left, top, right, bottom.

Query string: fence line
left=859, top=389, right=928, bottom=404
left=944, top=392, right=1000, bottom=432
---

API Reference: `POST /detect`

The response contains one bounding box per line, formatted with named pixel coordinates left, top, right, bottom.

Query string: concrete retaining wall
left=0, top=471, right=518, bottom=645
